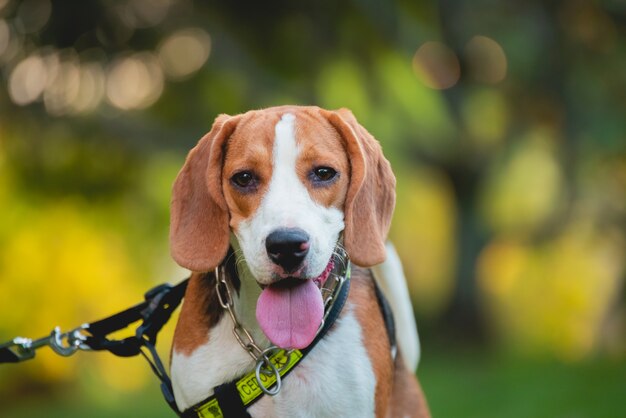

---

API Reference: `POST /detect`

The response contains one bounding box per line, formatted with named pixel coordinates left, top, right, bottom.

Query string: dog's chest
left=171, top=306, right=376, bottom=418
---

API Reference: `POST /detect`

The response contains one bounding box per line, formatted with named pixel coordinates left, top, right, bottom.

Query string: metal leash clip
left=0, top=324, right=91, bottom=362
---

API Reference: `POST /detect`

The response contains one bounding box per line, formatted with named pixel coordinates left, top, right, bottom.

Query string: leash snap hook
left=49, top=324, right=89, bottom=356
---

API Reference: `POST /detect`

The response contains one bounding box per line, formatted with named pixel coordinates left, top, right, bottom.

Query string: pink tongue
left=256, top=279, right=323, bottom=349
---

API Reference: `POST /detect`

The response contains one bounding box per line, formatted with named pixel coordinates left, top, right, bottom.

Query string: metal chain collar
left=214, top=250, right=349, bottom=396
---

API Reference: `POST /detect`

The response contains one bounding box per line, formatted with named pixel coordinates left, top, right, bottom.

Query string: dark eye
left=312, top=167, right=338, bottom=182
left=231, top=171, right=256, bottom=189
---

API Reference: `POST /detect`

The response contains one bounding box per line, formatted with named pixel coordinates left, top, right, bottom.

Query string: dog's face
left=222, top=113, right=349, bottom=284
left=170, top=106, right=395, bottom=274
left=170, top=106, right=395, bottom=348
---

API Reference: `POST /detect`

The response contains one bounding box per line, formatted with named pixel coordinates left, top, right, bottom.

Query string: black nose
left=265, top=228, right=310, bottom=273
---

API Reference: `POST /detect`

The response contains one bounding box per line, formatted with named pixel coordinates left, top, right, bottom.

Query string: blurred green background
left=0, top=0, right=625, bottom=417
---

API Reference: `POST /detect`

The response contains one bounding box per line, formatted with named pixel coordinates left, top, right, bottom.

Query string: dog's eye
left=231, top=171, right=256, bottom=189
left=312, top=167, right=337, bottom=182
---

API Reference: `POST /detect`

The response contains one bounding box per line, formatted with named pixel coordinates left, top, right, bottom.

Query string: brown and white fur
left=169, top=106, right=430, bottom=417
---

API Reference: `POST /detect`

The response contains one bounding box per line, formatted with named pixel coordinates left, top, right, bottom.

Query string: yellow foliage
left=390, top=166, right=456, bottom=317
left=461, top=88, right=510, bottom=150
left=477, top=241, right=527, bottom=298
left=479, top=129, right=563, bottom=235
left=477, top=219, right=624, bottom=360
left=0, top=202, right=150, bottom=389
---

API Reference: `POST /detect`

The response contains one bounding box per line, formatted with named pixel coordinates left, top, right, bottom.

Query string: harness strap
left=373, top=278, right=397, bottom=355
left=213, top=383, right=252, bottom=418
left=81, top=280, right=188, bottom=355
left=86, top=279, right=189, bottom=412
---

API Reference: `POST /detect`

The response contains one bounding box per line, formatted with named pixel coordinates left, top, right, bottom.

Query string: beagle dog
left=169, top=106, right=430, bottom=417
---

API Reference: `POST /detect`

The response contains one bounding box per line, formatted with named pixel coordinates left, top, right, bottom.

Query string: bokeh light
left=464, top=35, right=508, bottom=84
left=15, top=0, right=51, bottom=34
left=117, top=0, right=172, bottom=29
left=559, top=0, right=617, bottom=51
left=8, top=53, right=47, bottom=105
left=42, top=50, right=81, bottom=116
left=412, top=41, right=461, bottom=90
left=70, top=62, right=106, bottom=114
left=0, top=20, right=20, bottom=64
left=158, top=28, right=211, bottom=81
left=1, top=3, right=208, bottom=116
left=106, top=52, right=164, bottom=110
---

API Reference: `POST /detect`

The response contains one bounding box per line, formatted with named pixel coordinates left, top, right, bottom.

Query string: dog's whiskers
left=231, top=249, right=246, bottom=271
left=331, top=243, right=347, bottom=270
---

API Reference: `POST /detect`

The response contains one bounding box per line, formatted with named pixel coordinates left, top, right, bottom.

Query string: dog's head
left=170, top=106, right=395, bottom=348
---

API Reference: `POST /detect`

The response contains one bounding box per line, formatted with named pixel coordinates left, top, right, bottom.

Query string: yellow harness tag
left=237, top=349, right=303, bottom=405
left=196, top=398, right=223, bottom=418
left=193, top=349, right=303, bottom=417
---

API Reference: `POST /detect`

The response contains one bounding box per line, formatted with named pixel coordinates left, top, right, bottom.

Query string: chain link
left=214, top=249, right=349, bottom=396
left=216, top=267, right=266, bottom=360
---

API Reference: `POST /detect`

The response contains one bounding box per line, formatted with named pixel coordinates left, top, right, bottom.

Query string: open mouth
left=256, top=259, right=335, bottom=350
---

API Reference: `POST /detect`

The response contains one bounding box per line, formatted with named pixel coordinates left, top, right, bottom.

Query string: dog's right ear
left=170, top=114, right=240, bottom=272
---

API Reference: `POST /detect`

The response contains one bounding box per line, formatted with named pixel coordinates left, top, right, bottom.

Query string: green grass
left=419, top=346, right=626, bottom=418
left=2, top=383, right=170, bottom=418
left=3, top=346, right=625, bottom=417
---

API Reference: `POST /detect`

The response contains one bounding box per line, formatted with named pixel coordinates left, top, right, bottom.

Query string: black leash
left=0, top=278, right=189, bottom=411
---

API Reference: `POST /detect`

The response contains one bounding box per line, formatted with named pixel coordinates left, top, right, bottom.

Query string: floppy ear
left=322, top=108, right=396, bottom=267
left=170, top=114, right=240, bottom=272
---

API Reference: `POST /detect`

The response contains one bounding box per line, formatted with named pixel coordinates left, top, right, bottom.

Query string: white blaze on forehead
left=270, top=113, right=303, bottom=226
left=274, top=113, right=297, bottom=169
left=234, top=112, right=345, bottom=282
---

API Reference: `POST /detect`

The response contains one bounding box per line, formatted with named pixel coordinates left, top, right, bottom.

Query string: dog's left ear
left=322, top=108, right=396, bottom=267
left=170, top=114, right=241, bottom=272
